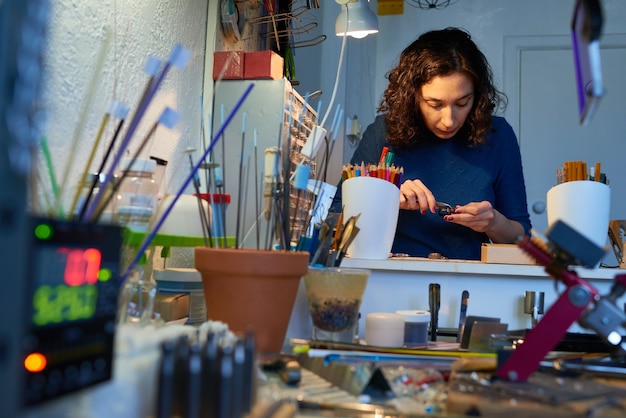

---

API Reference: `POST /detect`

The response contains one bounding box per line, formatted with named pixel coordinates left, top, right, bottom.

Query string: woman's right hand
left=399, top=179, right=436, bottom=214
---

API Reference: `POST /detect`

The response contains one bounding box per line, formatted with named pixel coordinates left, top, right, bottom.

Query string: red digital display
left=61, top=248, right=102, bottom=286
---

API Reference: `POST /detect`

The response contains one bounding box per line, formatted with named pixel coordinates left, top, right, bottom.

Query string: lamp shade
left=335, top=0, right=379, bottom=39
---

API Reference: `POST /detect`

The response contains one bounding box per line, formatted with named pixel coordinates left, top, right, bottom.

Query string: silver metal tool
left=436, top=201, right=454, bottom=216
left=524, top=290, right=545, bottom=328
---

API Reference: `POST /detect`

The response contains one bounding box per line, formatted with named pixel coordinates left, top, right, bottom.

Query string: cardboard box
left=154, top=292, right=189, bottom=322
left=213, top=51, right=244, bottom=80
left=244, top=50, right=284, bottom=80
left=481, top=243, right=537, bottom=265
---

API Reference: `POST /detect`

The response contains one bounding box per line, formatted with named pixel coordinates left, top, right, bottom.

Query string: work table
left=282, top=257, right=624, bottom=416
left=286, top=257, right=619, bottom=341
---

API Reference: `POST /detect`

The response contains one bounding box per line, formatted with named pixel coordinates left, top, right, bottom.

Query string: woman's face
left=417, top=72, right=474, bottom=139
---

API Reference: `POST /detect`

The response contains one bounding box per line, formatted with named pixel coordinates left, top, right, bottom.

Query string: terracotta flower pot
left=194, top=247, right=309, bottom=353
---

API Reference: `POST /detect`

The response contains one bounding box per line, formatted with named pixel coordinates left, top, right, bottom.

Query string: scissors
left=435, top=201, right=454, bottom=216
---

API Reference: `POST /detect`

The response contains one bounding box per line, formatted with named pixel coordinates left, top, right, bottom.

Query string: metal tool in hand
left=436, top=201, right=454, bottom=216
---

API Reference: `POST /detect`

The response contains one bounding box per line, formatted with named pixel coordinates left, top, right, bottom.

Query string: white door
left=504, top=35, right=626, bottom=264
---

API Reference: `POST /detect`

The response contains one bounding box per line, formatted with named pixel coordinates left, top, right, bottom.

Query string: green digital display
left=32, top=284, right=98, bottom=326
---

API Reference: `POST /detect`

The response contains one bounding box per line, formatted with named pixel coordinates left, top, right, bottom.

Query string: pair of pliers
left=436, top=201, right=454, bottom=216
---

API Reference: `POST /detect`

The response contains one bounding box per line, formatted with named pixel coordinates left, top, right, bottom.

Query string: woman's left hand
left=443, top=201, right=525, bottom=244
left=442, top=201, right=496, bottom=233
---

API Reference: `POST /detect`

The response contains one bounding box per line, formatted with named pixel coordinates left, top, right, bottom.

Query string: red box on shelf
left=244, top=50, right=284, bottom=80
left=212, top=51, right=244, bottom=80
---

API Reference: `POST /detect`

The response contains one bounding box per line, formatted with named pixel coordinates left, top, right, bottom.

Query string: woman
left=340, top=27, right=531, bottom=260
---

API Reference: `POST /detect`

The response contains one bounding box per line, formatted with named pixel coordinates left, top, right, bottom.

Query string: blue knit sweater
left=335, top=115, right=531, bottom=260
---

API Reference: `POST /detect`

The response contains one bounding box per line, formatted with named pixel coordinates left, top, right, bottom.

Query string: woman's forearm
left=486, top=209, right=525, bottom=243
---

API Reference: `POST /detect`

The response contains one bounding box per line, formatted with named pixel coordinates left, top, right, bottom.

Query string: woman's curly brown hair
left=379, top=27, right=507, bottom=149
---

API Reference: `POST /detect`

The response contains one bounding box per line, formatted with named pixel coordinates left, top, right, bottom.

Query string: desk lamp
left=335, top=0, right=379, bottom=39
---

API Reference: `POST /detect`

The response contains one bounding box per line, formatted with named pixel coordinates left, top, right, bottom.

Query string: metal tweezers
left=436, top=201, right=454, bottom=216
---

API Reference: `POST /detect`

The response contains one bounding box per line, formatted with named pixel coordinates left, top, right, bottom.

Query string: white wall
left=41, top=0, right=208, bottom=214
left=39, top=0, right=208, bottom=267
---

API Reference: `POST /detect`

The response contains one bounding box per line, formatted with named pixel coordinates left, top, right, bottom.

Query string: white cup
left=546, top=180, right=610, bottom=248
left=342, top=176, right=400, bottom=260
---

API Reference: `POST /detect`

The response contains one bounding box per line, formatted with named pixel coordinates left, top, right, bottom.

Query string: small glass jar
left=115, top=158, right=158, bottom=231
left=118, top=267, right=156, bottom=325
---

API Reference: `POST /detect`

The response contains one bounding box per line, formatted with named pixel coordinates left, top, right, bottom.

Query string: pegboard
left=212, top=79, right=319, bottom=249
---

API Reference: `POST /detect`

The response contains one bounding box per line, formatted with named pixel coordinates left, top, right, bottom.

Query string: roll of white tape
left=365, top=312, right=404, bottom=347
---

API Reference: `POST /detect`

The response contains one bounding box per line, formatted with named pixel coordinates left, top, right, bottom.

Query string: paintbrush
left=238, top=142, right=256, bottom=248
left=39, top=135, right=62, bottom=218
left=68, top=102, right=113, bottom=218
left=309, top=221, right=331, bottom=266
left=253, top=129, right=261, bottom=249
left=235, top=113, right=248, bottom=249
left=77, top=102, right=129, bottom=222
left=331, top=209, right=344, bottom=251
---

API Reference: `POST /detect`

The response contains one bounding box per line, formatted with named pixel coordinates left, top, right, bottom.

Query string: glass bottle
left=74, top=172, right=116, bottom=223
left=117, top=266, right=156, bottom=325
left=115, top=157, right=158, bottom=231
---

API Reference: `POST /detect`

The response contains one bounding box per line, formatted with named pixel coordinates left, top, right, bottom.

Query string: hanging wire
left=259, top=21, right=317, bottom=37
left=246, top=5, right=308, bottom=25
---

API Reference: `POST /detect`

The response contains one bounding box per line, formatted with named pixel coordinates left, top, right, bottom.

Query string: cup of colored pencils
left=341, top=162, right=403, bottom=188
left=557, top=160, right=608, bottom=184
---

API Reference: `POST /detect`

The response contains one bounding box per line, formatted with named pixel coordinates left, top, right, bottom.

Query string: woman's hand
left=399, top=179, right=436, bottom=214
left=443, top=201, right=495, bottom=232
left=444, top=201, right=524, bottom=243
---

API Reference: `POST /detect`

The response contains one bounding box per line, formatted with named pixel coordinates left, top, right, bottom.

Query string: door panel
left=504, top=36, right=626, bottom=259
